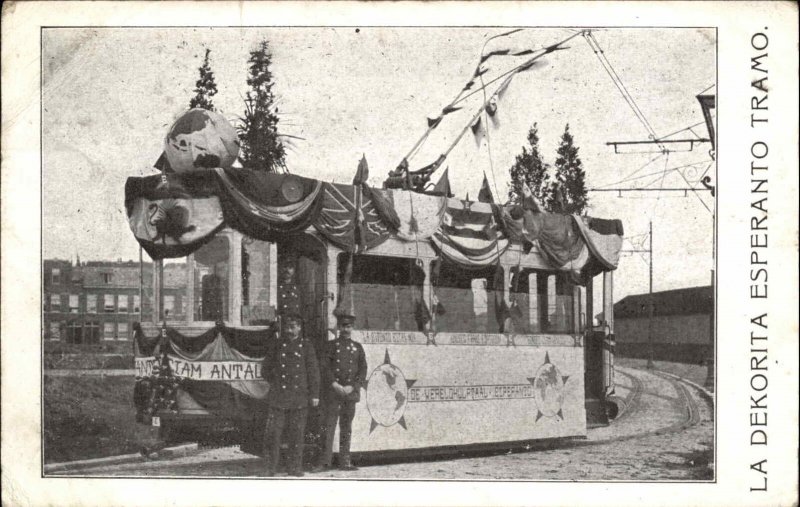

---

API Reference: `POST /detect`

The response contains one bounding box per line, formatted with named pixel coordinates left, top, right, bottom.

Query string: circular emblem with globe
left=164, top=108, right=240, bottom=173
left=366, top=363, right=409, bottom=427
left=532, top=362, right=566, bottom=418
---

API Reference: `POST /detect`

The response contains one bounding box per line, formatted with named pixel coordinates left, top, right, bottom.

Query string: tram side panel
left=338, top=331, right=586, bottom=453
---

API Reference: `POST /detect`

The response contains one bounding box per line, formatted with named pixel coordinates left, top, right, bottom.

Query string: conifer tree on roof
left=238, top=40, right=286, bottom=173
left=508, top=122, right=552, bottom=208
left=549, top=123, right=589, bottom=215
left=189, top=48, right=218, bottom=111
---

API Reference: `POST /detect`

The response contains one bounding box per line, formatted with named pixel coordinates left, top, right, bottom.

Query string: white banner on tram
left=346, top=341, right=587, bottom=452
left=135, top=356, right=264, bottom=381
left=353, top=330, right=580, bottom=348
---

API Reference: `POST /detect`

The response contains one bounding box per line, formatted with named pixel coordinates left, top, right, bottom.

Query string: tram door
left=277, top=236, right=328, bottom=350
left=584, top=330, right=609, bottom=426
left=277, top=236, right=329, bottom=459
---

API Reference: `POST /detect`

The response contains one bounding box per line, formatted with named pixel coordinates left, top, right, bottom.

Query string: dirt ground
left=60, top=367, right=714, bottom=481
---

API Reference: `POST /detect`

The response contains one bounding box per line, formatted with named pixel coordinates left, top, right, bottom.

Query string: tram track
left=52, top=367, right=712, bottom=474
left=610, top=369, right=644, bottom=422
left=575, top=368, right=708, bottom=448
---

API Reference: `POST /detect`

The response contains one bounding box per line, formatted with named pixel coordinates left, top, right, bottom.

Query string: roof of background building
left=73, top=262, right=186, bottom=289
left=614, top=285, right=713, bottom=318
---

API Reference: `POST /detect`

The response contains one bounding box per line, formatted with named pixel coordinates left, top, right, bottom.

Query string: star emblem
left=527, top=352, right=570, bottom=422
left=366, top=349, right=416, bottom=433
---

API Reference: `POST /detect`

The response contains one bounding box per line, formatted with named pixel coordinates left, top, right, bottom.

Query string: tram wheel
left=604, top=399, right=620, bottom=420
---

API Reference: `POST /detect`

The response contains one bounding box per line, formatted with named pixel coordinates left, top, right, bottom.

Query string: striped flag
left=432, top=200, right=509, bottom=267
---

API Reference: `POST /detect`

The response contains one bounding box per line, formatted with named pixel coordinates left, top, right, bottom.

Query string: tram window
left=242, top=238, right=274, bottom=325
left=509, top=269, right=573, bottom=334
left=431, top=261, right=503, bottom=334
left=192, top=235, right=230, bottom=322
left=164, top=295, right=176, bottom=318
left=337, top=253, right=427, bottom=332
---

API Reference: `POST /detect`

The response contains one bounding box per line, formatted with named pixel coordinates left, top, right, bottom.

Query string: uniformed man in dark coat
left=262, top=313, right=320, bottom=477
left=314, top=313, right=368, bottom=471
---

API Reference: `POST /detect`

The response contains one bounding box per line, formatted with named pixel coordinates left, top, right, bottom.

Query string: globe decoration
left=164, top=108, right=240, bottom=173
left=366, top=362, right=409, bottom=428
left=527, top=352, right=570, bottom=421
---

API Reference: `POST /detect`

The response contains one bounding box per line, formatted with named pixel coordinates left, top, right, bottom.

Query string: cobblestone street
left=69, top=367, right=713, bottom=481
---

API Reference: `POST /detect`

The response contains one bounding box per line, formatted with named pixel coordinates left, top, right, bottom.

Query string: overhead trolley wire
left=583, top=32, right=664, bottom=150
left=657, top=121, right=708, bottom=141
left=595, top=153, right=665, bottom=188
left=697, top=83, right=716, bottom=96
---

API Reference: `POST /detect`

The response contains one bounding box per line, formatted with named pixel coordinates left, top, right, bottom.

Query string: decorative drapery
left=125, top=168, right=623, bottom=271
left=431, top=199, right=510, bottom=268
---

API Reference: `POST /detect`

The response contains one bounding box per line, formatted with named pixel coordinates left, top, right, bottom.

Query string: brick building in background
left=42, top=259, right=186, bottom=354
left=613, top=285, right=713, bottom=364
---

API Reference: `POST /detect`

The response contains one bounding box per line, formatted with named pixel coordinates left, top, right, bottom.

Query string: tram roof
left=125, top=168, right=623, bottom=277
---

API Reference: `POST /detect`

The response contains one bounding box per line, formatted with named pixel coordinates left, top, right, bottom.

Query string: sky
left=42, top=27, right=715, bottom=301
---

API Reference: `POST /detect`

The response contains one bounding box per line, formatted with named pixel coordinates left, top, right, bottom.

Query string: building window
left=52, top=268, right=61, bottom=285
left=164, top=295, right=175, bottom=318
left=84, top=321, right=100, bottom=344
left=49, top=322, right=61, bottom=340
left=104, top=294, right=115, bottom=313
left=117, top=322, right=129, bottom=339
left=133, top=295, right=141, bottom=313
left=67, top=321, right=83, bottom=344
left=103, top=322, right=115, bottom=340
left=86, top=294, right=97, bottom=313
left=118, top=294, right=129, bottom=313
left=103, top=273, right=113, bottom=284
left=50, top=294, right=61, bottom=312
left=337, top=253, right=427, bottom=332
left=69, top=294, right=80, bottom=313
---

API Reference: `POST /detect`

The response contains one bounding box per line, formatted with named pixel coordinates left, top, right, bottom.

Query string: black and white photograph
left=2, top=2, right=797, bottom=506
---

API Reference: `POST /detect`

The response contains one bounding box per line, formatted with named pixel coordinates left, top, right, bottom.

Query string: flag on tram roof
left=478, top=173, right=494, bottom=203
left=432, top=168, right=453, bottom=198
left=353, top=154, right=369, bottom=186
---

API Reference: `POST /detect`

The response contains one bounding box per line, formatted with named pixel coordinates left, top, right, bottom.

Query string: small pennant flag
left=480, top=48, right=511, bottom=64
left=522, top=184, right=542, bottom=212
left=519, top=59, right=545, bottom=73
left=353, top=154, right=369, bottom=186
left=442, top=105, right=462, bottom=115
left=471, top=116, right=486, bottom=146
left=153, top=152, right=173, bottom=173
left=427, top=116, right=443, bottom=128
left=496, top=78, right=513, bottom=99
left=473, top=66, right=490, bottom=79
left=486, top=98, right=498, bottom=117
left=432, top=168, right=453, bottom=198
left=478, top=173, right=495, bottom=203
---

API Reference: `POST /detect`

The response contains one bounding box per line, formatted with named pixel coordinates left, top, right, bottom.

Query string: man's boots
left=338, top=454, right=358, bottom=471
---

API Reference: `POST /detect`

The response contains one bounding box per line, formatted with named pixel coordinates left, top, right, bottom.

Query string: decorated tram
left=128, top=109, right=622, bottom=459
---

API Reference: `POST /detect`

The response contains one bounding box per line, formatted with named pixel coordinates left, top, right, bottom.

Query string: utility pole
left=647, top=221, right=655, bottom=369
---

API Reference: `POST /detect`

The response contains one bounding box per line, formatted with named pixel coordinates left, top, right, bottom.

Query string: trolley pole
left=646, top=221, right=655, bottom=369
